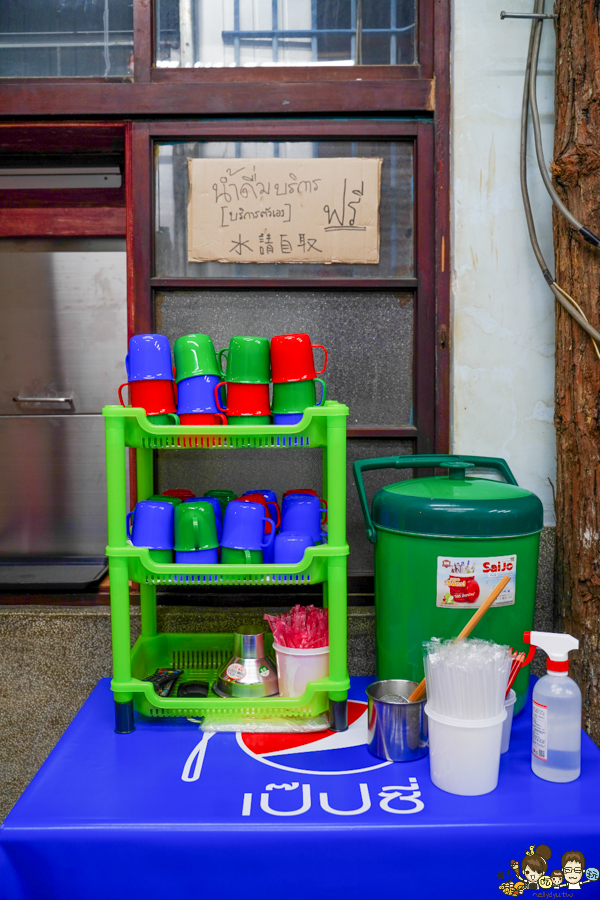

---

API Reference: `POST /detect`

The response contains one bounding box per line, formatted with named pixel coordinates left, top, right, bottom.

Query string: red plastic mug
left=447, top=574, right=480, bottom=603
left=214, top=381, right=271, bottom=417
left=179, top=413, right=228, bottom=425
left=163, top=488, right=195, bottom=501
left=118, top=380, right=177, bottom=415
left=242, top=492, right=281, bottom=533
left=270, top=333, right=327, bottom=383
left=282, top=489, right=328, bottom=524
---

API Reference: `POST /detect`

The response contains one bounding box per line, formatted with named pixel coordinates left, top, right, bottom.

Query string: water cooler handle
left=353, top=454, right=519, bottom=545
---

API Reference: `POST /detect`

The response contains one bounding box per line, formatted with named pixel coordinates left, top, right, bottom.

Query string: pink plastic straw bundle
left=264, top=604, right=329, bottom=649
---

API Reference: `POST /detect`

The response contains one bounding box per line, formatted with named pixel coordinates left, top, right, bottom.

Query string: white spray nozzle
left=524, top=630, right=578, bottom=674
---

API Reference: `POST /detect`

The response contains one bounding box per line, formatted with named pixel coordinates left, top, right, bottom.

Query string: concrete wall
left=452, top=0, right=557, bottom=525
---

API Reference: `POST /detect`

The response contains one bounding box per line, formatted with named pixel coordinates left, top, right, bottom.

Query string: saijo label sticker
left=436, top=555, right=516, bottom=608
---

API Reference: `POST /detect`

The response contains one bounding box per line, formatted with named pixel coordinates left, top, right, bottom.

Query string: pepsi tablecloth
left=1, top=677, right=599, bottom=900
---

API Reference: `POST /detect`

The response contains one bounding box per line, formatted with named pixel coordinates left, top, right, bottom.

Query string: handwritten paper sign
left=187, top=157, right=382, bottom=264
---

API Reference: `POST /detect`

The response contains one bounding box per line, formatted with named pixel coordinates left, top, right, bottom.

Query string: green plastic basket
left=103, top=403, right=348, bottom=450
left=108, top=543, right=348, bottom=586
left=125, top=632, right=346, bottom=719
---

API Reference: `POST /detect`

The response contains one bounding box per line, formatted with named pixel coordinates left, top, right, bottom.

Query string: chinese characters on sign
left=187, top=157, right=382, bottom=264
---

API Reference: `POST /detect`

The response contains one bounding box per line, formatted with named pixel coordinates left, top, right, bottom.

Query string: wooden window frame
left=0, top=0, right=449, bottom=452
left=129, top=117, right=438, bottom=449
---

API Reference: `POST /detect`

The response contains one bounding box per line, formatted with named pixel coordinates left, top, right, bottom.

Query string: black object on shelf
left=0, top=556, right=108, bottom=591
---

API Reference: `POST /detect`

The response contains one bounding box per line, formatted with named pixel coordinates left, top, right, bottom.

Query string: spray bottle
left=524, top=631, right=581, bottom=783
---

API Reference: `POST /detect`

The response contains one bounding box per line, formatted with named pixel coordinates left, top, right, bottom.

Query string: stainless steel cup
left=214, top=628, right=279, bottom=699
left=366, top=679, right=428, bottom=762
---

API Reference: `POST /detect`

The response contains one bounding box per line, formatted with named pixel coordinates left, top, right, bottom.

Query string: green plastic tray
left=108, top=543, right=348, bottom=586
left=103, top=402, right=348, bottom=450
left=125, top=632, right=348, bottom=719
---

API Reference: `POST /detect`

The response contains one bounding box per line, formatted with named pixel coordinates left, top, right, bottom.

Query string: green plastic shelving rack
left=103, top=402, right=350, bottom=734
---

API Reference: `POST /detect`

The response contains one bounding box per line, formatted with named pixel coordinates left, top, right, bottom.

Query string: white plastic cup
left=501, top=689, right=517, bottom=754
left=424, top=704, right=507, bottom=796
left=273, top=643, right=329, bottom=697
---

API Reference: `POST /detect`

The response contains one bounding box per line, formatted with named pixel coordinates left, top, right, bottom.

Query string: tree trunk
left=553, top=0, right=600, bottom=742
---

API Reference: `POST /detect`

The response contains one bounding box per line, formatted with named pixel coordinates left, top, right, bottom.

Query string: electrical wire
left=519, top=0, right=600, bottom=358
left=528, top=5, right=600, bottom=246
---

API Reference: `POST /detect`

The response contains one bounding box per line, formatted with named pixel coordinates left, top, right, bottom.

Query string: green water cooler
left=353, top=454, right=543, bottom=714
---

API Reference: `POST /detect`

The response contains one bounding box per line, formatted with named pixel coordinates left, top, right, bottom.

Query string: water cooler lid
left=372, top=475, right=543, bottom=538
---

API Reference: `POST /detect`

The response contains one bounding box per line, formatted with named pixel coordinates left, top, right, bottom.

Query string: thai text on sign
left=187, top=157, right=382, bottom=264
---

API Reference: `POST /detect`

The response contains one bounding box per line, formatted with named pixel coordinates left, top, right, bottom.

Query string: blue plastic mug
left=126, top=500, right=174, bottom=549
left=175, top=548, right=219, bottom=564
left=273, top=532, right=314, bottom=564
left=184, top=496, right=223, bottom=542
left=177, top=374, right=225, bottom=416
left=126, top=334, right=173, bottom=382
left=243, top=489, right=277, bottom=505
left=273, top=413, right=304, bottom=426
left=281, top=495, right=327, bottom=544
left=221, top=500, right=275, bottom=552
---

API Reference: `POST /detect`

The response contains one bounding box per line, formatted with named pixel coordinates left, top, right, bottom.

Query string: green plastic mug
left=218, top=336, right=270, bottom=384
left=221, top=546, right=263, bottom=564
left=147, top=413, right=180, bottom=425
left=227, top=415, right=271, bottom=425
left=206, top=490, right=238, bottom=515
left=148, top=549, right=173, bottom=563
left=272, top=378, right=327, bottom=414
left=174, top=333, right=220, bottom=382
left=174, top=501, right=219, bottom=551
left=149, top=494, right=181, bottom=506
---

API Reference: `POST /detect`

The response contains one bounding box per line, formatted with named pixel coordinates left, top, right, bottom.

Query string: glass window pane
left=155, top=0, right=416, bottom=68
left=155, top=289, right=413, bottom=428
left=155, top=140, right=414, bottom=279
left=0, top=0, right=133, bottom=78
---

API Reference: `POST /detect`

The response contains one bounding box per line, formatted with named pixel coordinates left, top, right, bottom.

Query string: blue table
left=1, top=677, right=599, bottom=900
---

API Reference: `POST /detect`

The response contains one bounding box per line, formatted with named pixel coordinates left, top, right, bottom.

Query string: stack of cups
left=274, top=490, right=327, bottom=564
left=240, top=491, right=281, bottom=564
left=220, top=500, right=275, bottom=564
left=271, top=333, right=327, bottom=425
left=119, top=334, right=179, bottom=424
left=214, top=336, right=271, bottom=424
left=185, top=496, right=224, bottom=542
left=174, top=333, right=227, bottom=425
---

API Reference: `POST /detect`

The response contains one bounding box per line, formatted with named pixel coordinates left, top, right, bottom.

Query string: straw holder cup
left=366, top=679, right=428, bottom=762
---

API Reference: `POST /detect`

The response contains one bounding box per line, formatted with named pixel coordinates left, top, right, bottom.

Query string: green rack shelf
left=103, top=402, right=350, bottom=732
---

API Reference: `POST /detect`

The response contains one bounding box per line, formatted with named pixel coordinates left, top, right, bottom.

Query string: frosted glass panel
left=155, top=140, right=414, bottom=279
left=155, top=289, right=413, bottom=427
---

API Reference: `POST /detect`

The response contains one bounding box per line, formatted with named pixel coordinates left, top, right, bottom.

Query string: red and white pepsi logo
left=236, top=700, right=393, bottom=775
